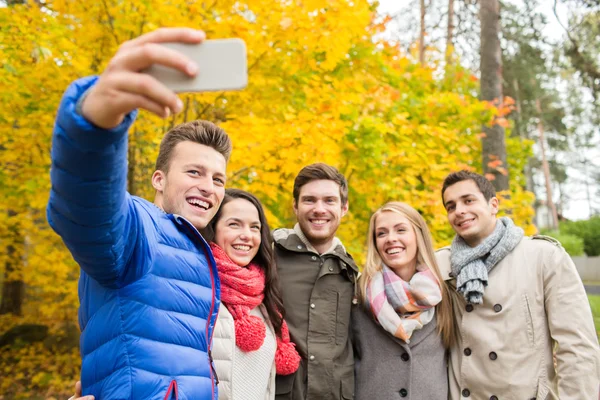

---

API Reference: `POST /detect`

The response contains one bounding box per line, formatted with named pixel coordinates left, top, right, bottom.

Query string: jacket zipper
left=177, top=216, right=220, bottom=400
left=206, top=250, right=218, bottom=399
left=163, top=380, right=178, bottom=400
left=208, top=348, right=219, bottom=384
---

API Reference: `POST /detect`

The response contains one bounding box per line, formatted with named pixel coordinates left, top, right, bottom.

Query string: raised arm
left=543, top=244, right=600, bottom=399
left=47, top=75, right=139, bottom=287
left=47, top=28, right=205, bottom=287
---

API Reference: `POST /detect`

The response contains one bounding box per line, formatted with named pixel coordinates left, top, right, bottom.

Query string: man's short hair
left=293, top=163, right=349, bottom=204
left=155, top=120, right=232, bottom=172
left=442, top=170, right=496, bottom=201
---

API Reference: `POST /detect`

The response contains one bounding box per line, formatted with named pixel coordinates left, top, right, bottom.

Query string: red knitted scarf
left=210, top=243, right=300, bottom=375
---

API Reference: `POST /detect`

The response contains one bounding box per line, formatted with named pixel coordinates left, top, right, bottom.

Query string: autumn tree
left=558, top=1, right=600, bottom=216
left=0, top=0, right=535, bottom=397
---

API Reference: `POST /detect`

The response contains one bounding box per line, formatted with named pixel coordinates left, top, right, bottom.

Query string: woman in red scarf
left=204, top=188, right=300, bottom=400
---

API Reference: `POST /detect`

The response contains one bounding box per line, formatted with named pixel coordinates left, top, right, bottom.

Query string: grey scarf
left=450, top=217, right=524, bottom=304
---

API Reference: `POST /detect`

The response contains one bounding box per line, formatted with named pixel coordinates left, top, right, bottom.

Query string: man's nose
left=314, top=200, right=326, bottom=213
left=196, top=176, right=215, bottom=195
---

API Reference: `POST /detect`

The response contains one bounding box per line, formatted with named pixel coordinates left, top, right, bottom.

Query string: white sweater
left=212, top=305, right=277, bottom=400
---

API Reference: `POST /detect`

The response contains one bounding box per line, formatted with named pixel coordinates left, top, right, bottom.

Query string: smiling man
left=47, top=28, right=231, bottom=400
left=436, top=170, right=600, bottom=400
left=272, top=163, right=358, bottom=400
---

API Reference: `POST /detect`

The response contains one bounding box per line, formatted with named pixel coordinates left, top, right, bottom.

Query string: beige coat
left=436, top=235, right=600, bottom=400
left=212, top=305, right=276, bottom=400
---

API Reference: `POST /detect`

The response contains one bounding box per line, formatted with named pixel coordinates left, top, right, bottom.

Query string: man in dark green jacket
left=273, top=163, right=359, bottom=400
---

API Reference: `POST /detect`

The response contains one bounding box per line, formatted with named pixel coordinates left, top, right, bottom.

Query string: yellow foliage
left=0, top=340, right=80, bottom=399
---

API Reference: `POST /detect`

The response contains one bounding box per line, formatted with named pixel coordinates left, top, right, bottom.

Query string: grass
left=588, top=294, right=600, bottom=339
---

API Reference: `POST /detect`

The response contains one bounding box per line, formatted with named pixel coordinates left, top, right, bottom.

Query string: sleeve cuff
left=55, top=76, right=138, bottom=151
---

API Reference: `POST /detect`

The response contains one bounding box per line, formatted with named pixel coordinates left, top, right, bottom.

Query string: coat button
left=309, top=355, right=315, bottom=361
left=297, top=245, right=302, bottom=249
left=328, top=266, right=334, bottom=272
left=464, top=348, right=472, bottom=356
left=462, top=388, right=470, bottom=397
left=310, top=303, right=316, bottom=309
left=466, top=304, right=474, bottom=312
left=489, top=351, right=497, bottom=360
left=399, top=388, right=408, bottom=397
left=401, top=353, right=410, bottom=361
left=490, top=396, right=498, bottom=400
left=311, top=255, right=317, bottom=261
left=493, top=304, right=502, bottom=312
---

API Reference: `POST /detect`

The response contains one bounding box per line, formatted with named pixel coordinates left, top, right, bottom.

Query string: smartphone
left=144, top=38, right=248, bottom=93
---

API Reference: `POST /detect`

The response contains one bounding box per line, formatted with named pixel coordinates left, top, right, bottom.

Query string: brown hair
left=155, top=120, right=232, bottom=172
left=442, top=170, right=496, bottom=203
left=359, top=202, right=457, bottom=349
left=292, top=163, right=349, bottom=204
left=203, top=189, right=286, bottom=338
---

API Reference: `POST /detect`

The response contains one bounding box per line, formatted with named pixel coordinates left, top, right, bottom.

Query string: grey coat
left=352, top=304, right=448, bottom=400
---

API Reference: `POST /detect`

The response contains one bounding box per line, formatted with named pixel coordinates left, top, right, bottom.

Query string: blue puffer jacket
left=47, top=77, right=220, bottom=400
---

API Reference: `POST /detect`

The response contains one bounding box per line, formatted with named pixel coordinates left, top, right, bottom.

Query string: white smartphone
left=144, top=38, right=248, bottom=93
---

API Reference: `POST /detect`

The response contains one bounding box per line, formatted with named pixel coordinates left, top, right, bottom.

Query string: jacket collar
left=293, top=223, right=345, bottom=255
left=273, top=227, right=358, bottom=273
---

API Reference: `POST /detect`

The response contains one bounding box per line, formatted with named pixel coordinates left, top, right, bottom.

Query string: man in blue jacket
left=48, top=28, right=229, bottom=399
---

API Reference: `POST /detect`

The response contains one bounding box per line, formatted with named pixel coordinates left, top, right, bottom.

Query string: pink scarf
left=366, top=263, right=442, bottom=343
left=210, top=243, right=300, bottom=375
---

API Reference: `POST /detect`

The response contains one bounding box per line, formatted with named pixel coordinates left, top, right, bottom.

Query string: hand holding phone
left=144, top=39, right=248, bottom=93
left=81, top=28, right=206, bottom=129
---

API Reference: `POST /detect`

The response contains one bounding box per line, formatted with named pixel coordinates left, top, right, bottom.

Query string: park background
left=0, top=0, right=599, bottom=398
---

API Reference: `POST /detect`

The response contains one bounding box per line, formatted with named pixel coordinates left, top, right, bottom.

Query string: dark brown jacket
left=273, top=227, right=358, bottom=400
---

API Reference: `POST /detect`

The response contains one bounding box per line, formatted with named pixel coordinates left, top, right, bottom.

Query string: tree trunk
left=446, top=0, right=455, bottom=65
left=479, top=0, right=509, bottom=191
left=582, top=158, right=593, bottom=218
left=512, top=79, right=535, bottom=193
left=419, top=0, right=426, bottom=65
left=536, top=99, right=559, bottom=230
left=0, top=273, right=24, bottom=316
left=0, top=211, right=24, bottom=316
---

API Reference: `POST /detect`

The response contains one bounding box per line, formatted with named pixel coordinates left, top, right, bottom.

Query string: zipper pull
left=208, top=349, right=220, bottom=385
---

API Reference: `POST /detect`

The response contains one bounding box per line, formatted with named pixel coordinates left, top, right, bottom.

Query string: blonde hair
left=359, top=202, right=456, bottom=348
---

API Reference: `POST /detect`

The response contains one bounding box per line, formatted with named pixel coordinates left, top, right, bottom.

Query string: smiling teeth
left=386, top=248, right=404, bottom=255
left=312, top=220, right=327, bottom=225
left=188, top=198, right=209, bottom=209
left=233, top=245, right=250, bottom=251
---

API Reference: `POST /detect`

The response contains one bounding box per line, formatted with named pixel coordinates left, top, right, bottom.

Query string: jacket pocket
left=340, top=379, right=354, bottom=400
left=338, top=364, right=355, bottom=400
left=275, top=372, right=295, bottom=399
left=522, top=294, right=535, bottom=347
